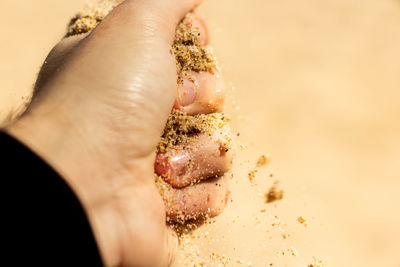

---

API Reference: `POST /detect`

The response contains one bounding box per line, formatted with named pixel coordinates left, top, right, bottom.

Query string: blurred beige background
left=1, top=0, right=400, bottom=266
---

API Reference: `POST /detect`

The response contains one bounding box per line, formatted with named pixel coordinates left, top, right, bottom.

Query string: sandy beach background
left=1, top=0, right=399, bottom=266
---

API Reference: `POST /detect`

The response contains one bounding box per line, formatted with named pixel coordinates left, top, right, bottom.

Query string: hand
left=5, top=0, right=232, bottom=266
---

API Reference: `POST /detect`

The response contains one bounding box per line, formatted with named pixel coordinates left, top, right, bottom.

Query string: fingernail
left=177, top=78, right=196, bottom=107
left=155, top=151, right=191, bottom=187
left=155, top=153, right=171, bottom=178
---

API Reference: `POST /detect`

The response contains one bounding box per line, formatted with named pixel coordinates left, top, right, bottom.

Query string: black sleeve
left=1, top=132, right=103, bottom=266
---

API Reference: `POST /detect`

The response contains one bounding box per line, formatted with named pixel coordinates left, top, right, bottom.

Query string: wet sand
left=1, top=0, right=400, bottom=266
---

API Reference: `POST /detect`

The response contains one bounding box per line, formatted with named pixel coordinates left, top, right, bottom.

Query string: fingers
left=173, top=13, right=225, bottom=115
left=155, top=131, right=233, bottom=188
left=158, top=175, right=231, bottom=220
left=174, top=71, right=225, bottom=115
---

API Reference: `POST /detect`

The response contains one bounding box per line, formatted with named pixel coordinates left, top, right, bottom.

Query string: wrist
left=4, top=108, right=124, bottom=265
left=5, top=108, right=105, bottom=204
left=5, top=102, right=164, bottom=266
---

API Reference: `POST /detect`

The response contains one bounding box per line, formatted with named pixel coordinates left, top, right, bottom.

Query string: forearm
left=0, top=131, right=103, bottom=265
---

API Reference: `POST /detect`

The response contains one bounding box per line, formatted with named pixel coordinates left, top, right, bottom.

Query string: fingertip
left=176, top=78, right=197, bottom=108
left=155, top=153, right=171, bottom=178
left=155, top=150, right=192, bottom=188
left=166, top=176, right=230, bottom=220
left=156, top=130, right=233, bottom=189
left=176, top=71, right=226, bottom=115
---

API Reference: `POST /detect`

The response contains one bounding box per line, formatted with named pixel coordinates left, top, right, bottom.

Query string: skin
left=155, top=132, right=233, bottom=188
left=4, top=0, right=232, bottom=266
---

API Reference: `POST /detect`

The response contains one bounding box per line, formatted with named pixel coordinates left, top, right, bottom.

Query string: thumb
left=94, top=0, right=203, bottom=43
left=56, top=0, right=204, bottom=158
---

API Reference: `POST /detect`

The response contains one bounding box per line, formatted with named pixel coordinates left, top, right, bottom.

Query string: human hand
left=5, top=0, right=232, bottom=266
